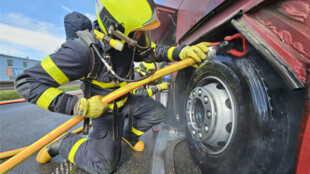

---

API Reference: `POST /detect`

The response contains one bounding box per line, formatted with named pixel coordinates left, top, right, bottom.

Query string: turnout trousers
left=58, top=95, right=167, bottom=174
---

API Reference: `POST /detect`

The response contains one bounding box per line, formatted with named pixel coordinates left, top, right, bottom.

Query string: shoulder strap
left=77, top=30, right=102, bottom=135
left=77, top=30, right=95, bottom=47
left=76, top=29, right=101, bottom=88
left=87, top=47, right=101, bottom=80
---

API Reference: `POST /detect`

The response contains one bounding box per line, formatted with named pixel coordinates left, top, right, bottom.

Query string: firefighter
left=14, top=0, right=210, bottom=173
left=132, top=61, right=170, bottom=97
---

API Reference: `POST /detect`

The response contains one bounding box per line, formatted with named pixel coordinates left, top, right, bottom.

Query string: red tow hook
left=209, top=33, right=248, bottom=57
left=224, top=33, right=247, bottom=57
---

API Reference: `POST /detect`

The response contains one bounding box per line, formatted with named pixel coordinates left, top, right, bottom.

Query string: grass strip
left=0, top=85, right=80, bottom=101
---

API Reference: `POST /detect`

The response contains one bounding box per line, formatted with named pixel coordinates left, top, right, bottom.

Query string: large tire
left=183, top=53, right=304, bottom=174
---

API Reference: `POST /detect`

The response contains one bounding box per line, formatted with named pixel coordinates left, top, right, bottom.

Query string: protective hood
left=64, top=11, right=92, bottom=40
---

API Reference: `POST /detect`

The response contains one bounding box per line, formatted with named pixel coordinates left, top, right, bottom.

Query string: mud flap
left=151, top=125, right=185, bottom=174
left=165, top=138, right=186, bottom=174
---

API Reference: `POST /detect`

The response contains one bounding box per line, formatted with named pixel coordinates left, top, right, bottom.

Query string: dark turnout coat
left=15, top=23, right=185, bottom=115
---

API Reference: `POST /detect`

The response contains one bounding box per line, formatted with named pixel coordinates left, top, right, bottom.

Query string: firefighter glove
left=179, top=42, right=211, bottom=68
left=74, top=95, right=108, bottom=118
left=156, top=82, right=170, bottom=91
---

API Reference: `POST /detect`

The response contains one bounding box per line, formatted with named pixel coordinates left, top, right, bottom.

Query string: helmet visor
left=134, top=31, right=152, bottom=49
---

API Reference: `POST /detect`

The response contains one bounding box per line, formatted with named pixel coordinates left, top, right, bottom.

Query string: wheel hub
left=186, top=77, right=235, bottom=154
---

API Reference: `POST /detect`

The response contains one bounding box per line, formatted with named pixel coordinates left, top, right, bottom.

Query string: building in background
left=0, top=54, right=40, bottom=81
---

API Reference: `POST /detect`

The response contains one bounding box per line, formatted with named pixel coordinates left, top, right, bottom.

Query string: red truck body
left=152, top=0, right=310, bottom=173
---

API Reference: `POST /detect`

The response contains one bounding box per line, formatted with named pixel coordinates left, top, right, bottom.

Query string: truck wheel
left=184, top=54, right=303, bottom=174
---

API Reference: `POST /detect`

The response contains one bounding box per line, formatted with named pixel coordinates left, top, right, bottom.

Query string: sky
left=0, top=0, right=164, bottom=61
left=0, top=0, right=97, bottom=61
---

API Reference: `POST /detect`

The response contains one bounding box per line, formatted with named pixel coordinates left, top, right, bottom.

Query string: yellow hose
left=0, top=58, right=195, bottom=173
left=0, top=124, right=89, bottom=160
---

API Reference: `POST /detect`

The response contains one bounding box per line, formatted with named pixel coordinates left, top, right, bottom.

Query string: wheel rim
left=186, top=76, right=235, bottom=154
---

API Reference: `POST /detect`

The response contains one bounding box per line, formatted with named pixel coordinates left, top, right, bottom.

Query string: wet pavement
left=0, top=100, right=200, bottom=174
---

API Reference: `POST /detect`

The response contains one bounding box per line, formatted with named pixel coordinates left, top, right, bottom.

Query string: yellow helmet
left=95, top=0, right=160, bottom=37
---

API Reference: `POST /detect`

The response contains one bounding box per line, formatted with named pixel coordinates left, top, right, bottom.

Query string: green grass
left=0, top=85, right=81, bottom=101
left=0, top=90, right=20, bottom=101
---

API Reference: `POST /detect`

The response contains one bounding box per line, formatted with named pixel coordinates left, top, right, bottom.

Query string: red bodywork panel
left=176, top=0, right=226, bottom=42
left=243, top=3, right=310, bottom=82
left=154, top=0, right=310, bottom=173
left=240, top=14, right=308, bottom=83
left=150, top=5, right=177, bottom=44
left=297, top=99, right=310, bottom=174
left=176, top=0, right=264, bottom=44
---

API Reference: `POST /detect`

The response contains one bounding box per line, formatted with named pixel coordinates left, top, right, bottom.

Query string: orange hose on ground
left=0, top=148, right=26, bottom=160
left=0, top=99, right=26, bottom=105
left=0, top=58, right=195, bottom=173
left=0, top=116, right=83, bottom=173
left=0, top=123, right=89, bottom=159
left=0, top=92, right=83, bottom=105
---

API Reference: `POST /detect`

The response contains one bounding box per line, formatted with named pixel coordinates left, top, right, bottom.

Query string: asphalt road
left=0, top=100, right=201, bottom=174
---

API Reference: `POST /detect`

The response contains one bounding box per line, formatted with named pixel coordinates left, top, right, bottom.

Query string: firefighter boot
left=122, top=131, right=144, bottom=152
left=36, top=133, right=68, bottom=163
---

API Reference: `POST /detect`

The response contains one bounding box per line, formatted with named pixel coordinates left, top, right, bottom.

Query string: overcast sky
left=0, top=0, right=96, bottom=61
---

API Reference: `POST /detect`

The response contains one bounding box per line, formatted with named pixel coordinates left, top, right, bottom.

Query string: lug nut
left=192, top=91, right=196, bottom=97
left=204, top=96, right=209, bottom=104
left=207, top=111, right=212, bottom=118
left=188, top=100, right=191, bottom=105
left=198, top=133, right=202, bottom=139
left=192, top=130, right=196, bottom=135
left=198, top=89, right=202, bottom=96
left=204, top=126, right=209, bottom=132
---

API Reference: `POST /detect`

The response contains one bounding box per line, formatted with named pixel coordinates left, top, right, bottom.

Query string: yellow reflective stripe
left=132, top=127, right=144, bottom=136
left=119, top=82, right=127, bottom=87
left=147, top=89, right=153, bottom=97
left=92, top=80, right=119, bottom=88
left=68, top=138, right=87, bottom=164
left=167, top=47, right=176, bottom=62
left=41, top=56, right=69, bottom=85
left=92, top=80, right=127, bottom=89
left=36, top=88, right=63, bottom=110
left=108, top=97, right=128, bottom=110
left=132, top=89, right=137, bottom=95
left=151, top=42, right=156, bottom=52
